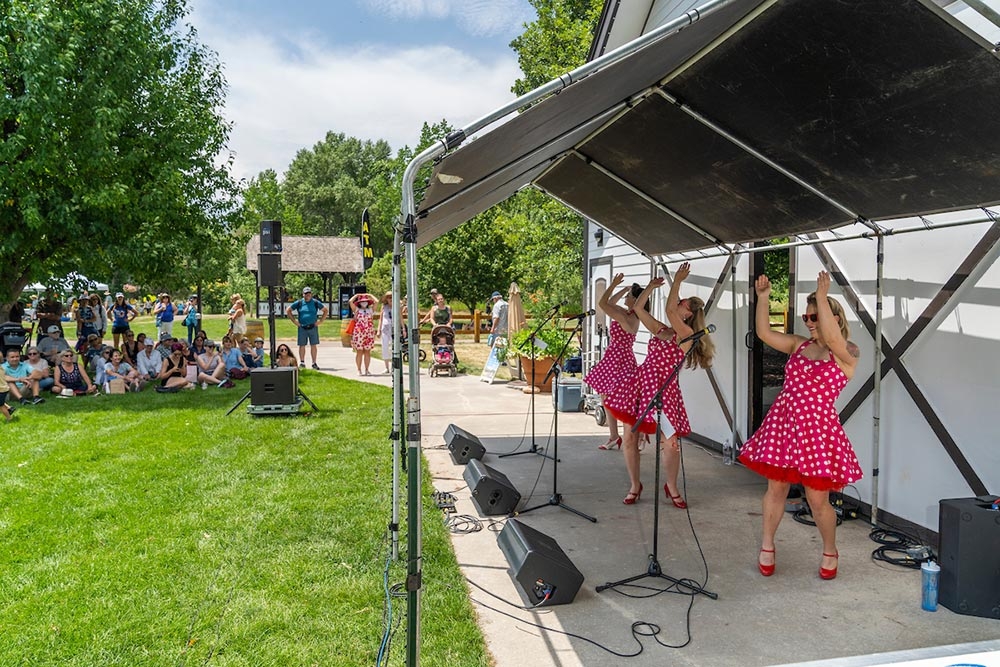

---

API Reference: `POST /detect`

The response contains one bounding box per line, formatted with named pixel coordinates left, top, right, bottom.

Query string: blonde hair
left=683, top=296, right=714, bottom=370
left=806, top=292, right=850, bottom=341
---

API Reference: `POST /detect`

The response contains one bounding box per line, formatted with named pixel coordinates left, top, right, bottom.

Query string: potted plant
left=509, top=322, right=578, bottom=392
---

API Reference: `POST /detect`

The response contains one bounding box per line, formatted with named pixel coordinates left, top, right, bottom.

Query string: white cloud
left=189, top=9, right=522, bottom=181
left=362, top=0, right=533, bottom=36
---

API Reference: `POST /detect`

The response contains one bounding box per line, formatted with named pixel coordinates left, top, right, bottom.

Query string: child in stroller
left=429, top=325, right=457, bottom=377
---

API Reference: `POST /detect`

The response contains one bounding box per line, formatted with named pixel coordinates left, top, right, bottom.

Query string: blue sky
left=187, top=0, right=535, bottom=180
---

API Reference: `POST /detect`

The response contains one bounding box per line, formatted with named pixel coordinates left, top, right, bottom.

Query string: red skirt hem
left=605, top=405, right=638, bottom=427
left=737, top=457, right=846, bottom=492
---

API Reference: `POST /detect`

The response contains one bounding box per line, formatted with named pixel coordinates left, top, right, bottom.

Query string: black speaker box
left=260, top=219, right=282, bottom=253
left=497, top=519, right=584, bottom=606
left=463, top=459, right=520, bottom=516
left=250, top=367, right=298, bottom=405
left=938, top=496, right=1000, bottom=619
left=445, top=423, right=485, bottom=465
left=258, top=253, right=282, bottom=287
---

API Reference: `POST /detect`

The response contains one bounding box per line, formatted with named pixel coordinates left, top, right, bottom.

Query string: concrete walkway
left=308, top=341, right=1000, bottom=667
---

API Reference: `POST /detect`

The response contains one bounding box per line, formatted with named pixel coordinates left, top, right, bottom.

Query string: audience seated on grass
left=23, top=346, right=55, bottom=393
left=220, top=335, right=249, bottom=380
left=38, top=325, right=71, bottom=366
left=135, top=339, right=161, bottom=382
left=52, top=349, right=98, bottom=396
left=196, top=340, right=230, bottom=388
left=105, top=349, right=142, bottom=393
left=157, top=343, right=194, bottom=392
left=251, top=337, right=266, bottom=367
left=3, top=348, right=45, bottom=405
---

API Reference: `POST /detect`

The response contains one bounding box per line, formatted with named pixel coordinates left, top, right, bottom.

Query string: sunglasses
left=27, top=352, right=39, bottom=356
left=802, top=313, right=818, bottom=323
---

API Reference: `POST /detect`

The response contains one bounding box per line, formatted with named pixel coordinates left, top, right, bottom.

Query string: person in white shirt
left=135, top=339, right=162, bottom=381
left=23, top=346, right=54, bottom=393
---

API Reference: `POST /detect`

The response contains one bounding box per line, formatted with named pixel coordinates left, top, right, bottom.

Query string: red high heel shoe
left=623, top=483, right=643, bottom=505
left=758, top=548, right=775, bottom=576
left=820, top=552, right=839, bottom=580
left=598, top=436, right=622, bottom=451
left=663, top=484, right=687, bottom=509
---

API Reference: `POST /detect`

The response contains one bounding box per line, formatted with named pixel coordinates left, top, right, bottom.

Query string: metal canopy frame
left=395, top=0, right=1000, bottom=663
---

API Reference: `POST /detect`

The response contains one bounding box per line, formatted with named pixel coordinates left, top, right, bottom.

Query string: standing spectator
left=24, top=346, right=55, bottom=393
left=487, top=291, right=508, bottom=348
left=349, top=292, right=378, bottom=375
left=286, top=287, right=327, bottom=370
left=378, top=292, right=395, bottom=374
left=228, top=294, right=247, bottom=342
left=154, top=294, right=177, bottom=339
left=52, top=349, right=98, bottom=395
left=75, top=294, right=98, bottom=341
left=421, top=293, right=453, bottom=328
left=35, top=295, right=64, bottom=344
left=38, top=325, right=71, bottom=365
left=91, top=294, right=107, bottom=339
left=107, top=292, right=137, bottom=348
left=182, top=296, right=200, bottom=344
left=738, top=272, right=862, bottom=580
left=3, top=349, right=45, bottom=404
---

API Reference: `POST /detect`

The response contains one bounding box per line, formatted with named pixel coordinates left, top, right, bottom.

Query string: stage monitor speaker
left=463, top=459, right=520, bottom=516
left=445, top=423, right=485, bottom=465
left=258, top=253, right=282, bottom=287
left=497, top=519, right=584, bottom=606
left=260, top=219, right=282, bottom=253
left=938, top=496, right=1000, bottom=619
left=250, top=367, right=298, bottom=405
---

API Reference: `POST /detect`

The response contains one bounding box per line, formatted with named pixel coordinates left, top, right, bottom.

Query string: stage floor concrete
left=313, top=344, right=1000, bottom=666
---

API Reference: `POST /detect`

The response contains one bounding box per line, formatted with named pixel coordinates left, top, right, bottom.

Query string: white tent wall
left=798, top=222, right=1000, bottom=529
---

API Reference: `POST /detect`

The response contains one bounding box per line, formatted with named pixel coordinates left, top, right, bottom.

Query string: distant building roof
left=246, top=235, right=364, bottom=273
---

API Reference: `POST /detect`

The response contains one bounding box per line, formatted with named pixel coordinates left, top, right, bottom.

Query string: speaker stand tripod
left=515, top=316, right=595, bottom=523
left=596, top=342, right=716, bottom=600
left=499, top=301, right=562, bottom=462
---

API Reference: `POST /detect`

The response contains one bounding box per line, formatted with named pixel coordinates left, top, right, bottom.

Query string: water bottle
left=921, top=560, right=940, bottom=611
left=722, top=439, right=733, bottom=465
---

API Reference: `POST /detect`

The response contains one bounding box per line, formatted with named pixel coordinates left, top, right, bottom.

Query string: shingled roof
left=245, top=235, right=364, bottom=274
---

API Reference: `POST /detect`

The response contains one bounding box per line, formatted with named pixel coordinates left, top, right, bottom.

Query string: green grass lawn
left=0, top=373, right=489, bottom=666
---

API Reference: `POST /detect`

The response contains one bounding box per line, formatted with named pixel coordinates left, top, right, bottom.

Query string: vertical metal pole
left=731, top=251, right=739, bottom=450
left=870, top=234, right=884, bottom=526
left=390, top=228, right=403, bottom=561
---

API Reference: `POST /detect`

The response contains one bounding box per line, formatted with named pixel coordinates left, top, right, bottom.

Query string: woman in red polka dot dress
left=739, top=271, right=862, bottom=581
left=605, top=263, right=715, bottom=506
left=584, top=273, right=644, bottom=451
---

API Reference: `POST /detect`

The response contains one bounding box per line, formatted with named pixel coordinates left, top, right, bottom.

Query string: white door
left=586, top=259, right=613, bottom=377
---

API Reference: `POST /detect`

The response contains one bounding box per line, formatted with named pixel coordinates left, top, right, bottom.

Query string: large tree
left=0, top=0, right=236, bottom=314
left=509, top=0, right=603, bottom=96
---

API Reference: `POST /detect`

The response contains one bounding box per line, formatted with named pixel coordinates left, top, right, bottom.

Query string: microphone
left=547, top=299, right=568, bottom=312
left=565, top=309, right=596, bottom=321
left=680, top=323, right=716, bottom=344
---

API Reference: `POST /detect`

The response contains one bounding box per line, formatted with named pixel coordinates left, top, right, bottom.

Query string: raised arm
left=754, top=275, right=803, bottom=355
left=815, top=271, right=859, bottom=376
left=664, top=263, right=694, bottom=341
left=632, top=279, right=668, bottom=336
left=598, top=273, right=634, bottom=324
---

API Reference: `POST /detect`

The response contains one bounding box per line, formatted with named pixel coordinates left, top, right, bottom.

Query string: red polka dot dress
left=738, top=340, right=863, bottom=491
left=604, top=329, right=690, bottom=436
left=584, top=320, right=637, bottom=395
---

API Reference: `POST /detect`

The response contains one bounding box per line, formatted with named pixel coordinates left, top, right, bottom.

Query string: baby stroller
left=400, top=325, right=427, bottom=363
left=429, top=325, right=457, bottom=377
left=0, top=321, right=28, bottom=358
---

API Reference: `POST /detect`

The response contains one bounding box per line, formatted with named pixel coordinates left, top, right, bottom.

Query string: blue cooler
left=553, top=378, right=583, bottom=412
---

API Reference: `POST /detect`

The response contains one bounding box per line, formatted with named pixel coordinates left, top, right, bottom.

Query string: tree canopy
left=0, top=0, right=236, bottom=312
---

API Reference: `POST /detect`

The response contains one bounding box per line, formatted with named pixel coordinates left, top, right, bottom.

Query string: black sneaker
left=311, top=363, right=320, bottom=370
left=299, top=362, right=306, bottom=368
left=20, top=398, right=28, bottom=405
left=31, top=396, right=45, bottom=405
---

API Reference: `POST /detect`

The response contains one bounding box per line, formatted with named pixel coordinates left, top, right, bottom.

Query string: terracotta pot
left=519, top=355, right=557, bottom=393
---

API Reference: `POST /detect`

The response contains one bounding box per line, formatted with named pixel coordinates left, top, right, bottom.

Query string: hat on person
left=491, top=291, right=502, bottom=299
left=302, top=286, right=312, bottom=294
left=253, top=337, right=264, bottom=343
left=430, top=288, right=439, bottom=295
left=115, top=292, right=124, bottom=298
left=204, top=339, right=216, bottom=348
left=46, top=325, right=61, bottom=334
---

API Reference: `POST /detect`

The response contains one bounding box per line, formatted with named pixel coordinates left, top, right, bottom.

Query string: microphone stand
left=515, top=316, right=596, bottom=522
left=596, top=339, right=717, bottom=600
left=500, top=302, right=562, bottom=461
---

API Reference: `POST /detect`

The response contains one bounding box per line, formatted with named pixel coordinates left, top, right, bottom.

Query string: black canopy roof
left=415, top=0, right=1000, bottom=254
